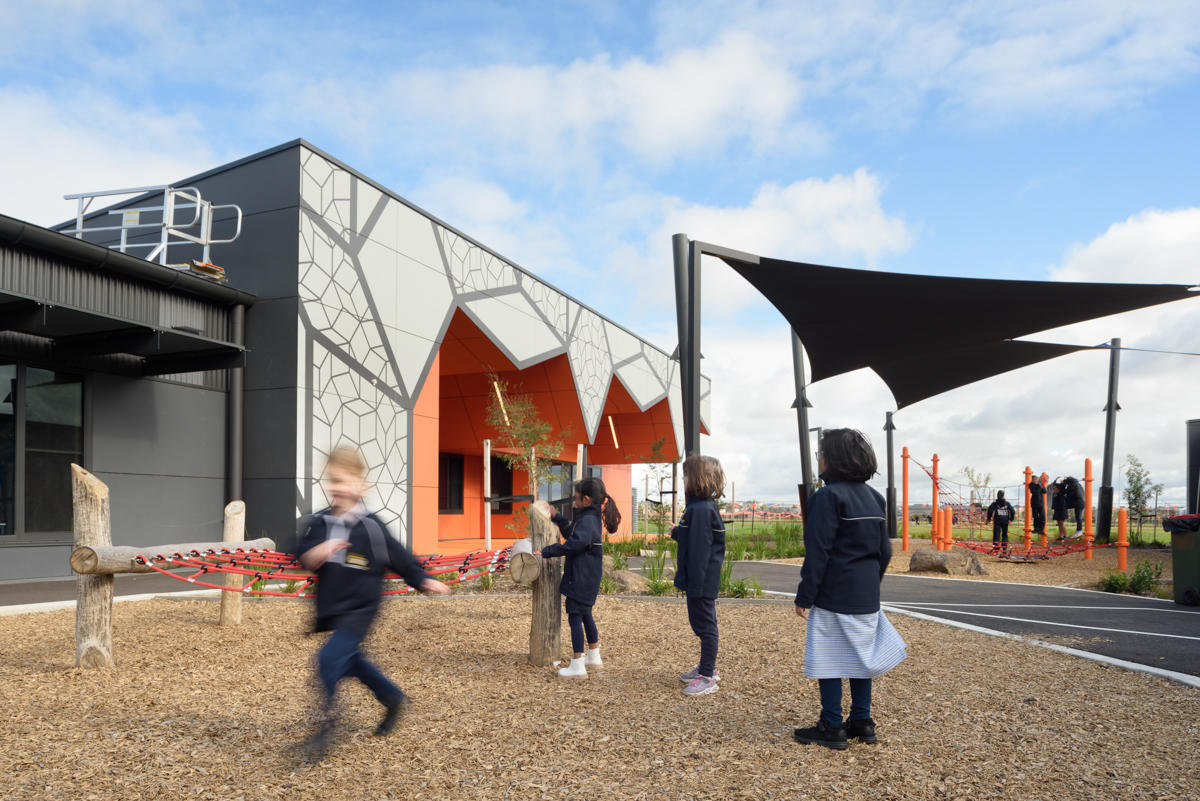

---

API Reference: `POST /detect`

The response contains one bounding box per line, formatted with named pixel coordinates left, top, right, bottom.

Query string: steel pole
left=671, top=233, right=702, bottom=460
left=1096, top=338, right=1121, bottom=543
left=791, top=329, right=814, bottom=518
left=884, top=412, right=897, bottom=538
left=225, top=303, right=245, bottom=505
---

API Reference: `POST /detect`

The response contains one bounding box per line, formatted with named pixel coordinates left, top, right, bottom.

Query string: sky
left=3, top=0, right=1200, bottom=508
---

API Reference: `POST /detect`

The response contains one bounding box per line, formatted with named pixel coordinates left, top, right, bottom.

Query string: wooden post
left=931, top=454, right=940, bottom=549
left=1084, top=458, right=1094, bottom=560
left=70, top=538, right=275, bottom=574
left=1117, top=507, right=1128, bottom=571
left=901, top=446, right=910, bottom=552
left=1024, top=466, right=1033, bottom=550
left=72, top=464, right=114, bottom=669
left=219, top=501, right=245, bottom=626
left=483, top=439, right=492, bottom=551
left=527, top=504, right=562, bottom=667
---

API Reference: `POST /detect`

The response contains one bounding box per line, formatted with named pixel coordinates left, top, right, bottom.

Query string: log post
left=220, top=501, right=246, bottom=625
left=527, top=505, right=562, bottom=667
left=69, top=538, right=275, bottom=574
left=72, top=464, right=114, bottom=669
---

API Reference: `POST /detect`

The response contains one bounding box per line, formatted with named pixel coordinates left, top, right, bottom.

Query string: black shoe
left=375, top=692, right=412, bottom=737
left=845, top=717, right=878, bottom=744
left=793, top=720, right=849, bottom=750
left=299, top=725, right=334, bottom=758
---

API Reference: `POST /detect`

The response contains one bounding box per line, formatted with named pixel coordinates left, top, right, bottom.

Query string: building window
left=0, top=363, right=86, bottom=542
left=490, top=456, right=513, bottom=514
left=538, top=462, right=576, bottom=519
left=438, top=453, right=464, bottom=514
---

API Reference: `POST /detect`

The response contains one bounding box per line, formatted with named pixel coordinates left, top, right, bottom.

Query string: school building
left=0, top=140, right=710, bottom=581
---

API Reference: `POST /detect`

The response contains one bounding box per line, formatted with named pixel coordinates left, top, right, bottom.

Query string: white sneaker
left=558, top=657, right=588, bottom=679
left=584, top=647, right=603, bottom=670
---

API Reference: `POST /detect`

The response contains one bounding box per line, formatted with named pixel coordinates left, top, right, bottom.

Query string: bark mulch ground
left=2, top=595, right=1197, bottom=800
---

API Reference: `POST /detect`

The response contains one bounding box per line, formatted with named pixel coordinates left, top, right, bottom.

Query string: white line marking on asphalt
left=889, top=603, right=1198, bottom=614
left=882, top=604, right=1200, bottom=640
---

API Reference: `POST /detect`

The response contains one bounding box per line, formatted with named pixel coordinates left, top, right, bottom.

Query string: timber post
left=219, top=501, right=246, bottom=626
left=72, top=464, right=114, bottom=669
left=527, top=504, right=562, bottom=667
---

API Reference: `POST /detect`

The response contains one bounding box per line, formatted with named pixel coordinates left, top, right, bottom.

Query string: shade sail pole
left=884, top=412, right=897, bottom=539
left=1097, top=337, right=1121, bottom=543
left=791, top=329, right=814, bottom=520
left=672, top=233, right=702, bottom=459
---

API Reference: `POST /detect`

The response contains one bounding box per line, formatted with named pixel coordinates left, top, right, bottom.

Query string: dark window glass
left=539, top=463, right=575, bottom=518
left=0, top=364, right=14, bottom=537
left=24, top=368, right=83, bottom=532
left=490, top=456, right=513, bottom=514
left=438, top=453, right=464, bottom=514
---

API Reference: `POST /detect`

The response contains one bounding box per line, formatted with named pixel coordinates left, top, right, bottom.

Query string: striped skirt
left=804, top=606, right=908, bottom=679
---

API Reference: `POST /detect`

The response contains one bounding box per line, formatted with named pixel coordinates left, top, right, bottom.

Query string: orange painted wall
left=411, top=351, right=441, bottom=556
left=597, top=463, right=633, bottom=536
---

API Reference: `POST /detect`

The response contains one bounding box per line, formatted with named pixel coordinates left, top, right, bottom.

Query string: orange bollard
left=1023, top=466, right=1033, bottom=550
left=931, top=454, right=940, bottom=549
left=1084, top=458, right=1094, bottom=560
left=943, top=506, right=953, bottom=549
left=902, top=447, right=910, bottom=552
left=1039, top=472, right=1049, bottom=548
left=1117, top=508, right=1128, bottom=571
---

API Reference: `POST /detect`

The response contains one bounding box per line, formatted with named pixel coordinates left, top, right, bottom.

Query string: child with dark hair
left=295, top=446, right=451, bottom=756
left=793, top=429, right=907, bottom=750
left=671, top=454, right=727, bottom=697
left=1028, top=475, right=1047, bottom=537
left=534, top=476, right=608, bottom=678
left=602, top=493, right=622, bottom=536
left=987, top=490, right=1017, bottom=554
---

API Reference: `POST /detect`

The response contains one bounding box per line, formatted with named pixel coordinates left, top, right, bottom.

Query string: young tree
left=1122, top=454, right=1165, bottom=535
left=632, top=437, right=678, bottom=536
left=959, top=466, right=992, bottom=508
left=485, top=371, right=572, bottom=535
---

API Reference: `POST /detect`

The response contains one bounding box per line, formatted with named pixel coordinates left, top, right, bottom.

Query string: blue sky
left=4, top=0, right=1200, bottom=505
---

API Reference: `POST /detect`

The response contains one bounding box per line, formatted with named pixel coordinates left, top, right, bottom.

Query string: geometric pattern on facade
left=296, top=147, right=708, bottom=543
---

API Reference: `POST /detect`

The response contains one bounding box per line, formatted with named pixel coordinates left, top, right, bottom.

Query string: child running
left=295, top=446, right=450, bottom=755
left=533, top=476, right=615, bottom=678
left=793, top=429, right=907, bottom=750
left=671, top=454, right=727, bottom=697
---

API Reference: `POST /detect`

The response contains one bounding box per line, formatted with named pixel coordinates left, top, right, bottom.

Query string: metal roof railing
left=63, top=185, right=242, bottom=281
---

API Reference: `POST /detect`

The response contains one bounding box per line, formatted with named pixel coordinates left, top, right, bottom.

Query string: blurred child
left=295, top=446, right=450, bottom=755
left=671, top=455, right=727, bottom=697
left=533, top=476, right=614, bottom=678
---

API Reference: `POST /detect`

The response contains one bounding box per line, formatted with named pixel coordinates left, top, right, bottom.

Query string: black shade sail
left=872, top=340, right=1094, bottom=409
left=722, top=255, right=1196, bottom=404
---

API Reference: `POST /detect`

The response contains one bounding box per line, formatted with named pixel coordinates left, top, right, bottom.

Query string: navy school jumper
left=672, top=496, right=726, bottom=599
left=542, top=504, right=604, bottom=607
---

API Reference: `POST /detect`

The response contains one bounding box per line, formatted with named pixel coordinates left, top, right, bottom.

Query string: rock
left=602, top=554, right=614, bottom=573
left=608, top=569, right=651, bottom=594
left=908, top=549, right=989, bottom=576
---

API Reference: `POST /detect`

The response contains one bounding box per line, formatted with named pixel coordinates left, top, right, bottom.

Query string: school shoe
left=845, top=718, right=878, bottom=744
left=375, top=691, right=412, bottom=737
left=680, top=665, right=721, bottom=683
left=299, top=724, right=335, bottom=757
left=793, top=720, right=849, bottom=750
left=558, top=657, right=589, bottom=679
left=584, top=646, right=604, bottom=670
left=682, top=676, right=719, bottom=696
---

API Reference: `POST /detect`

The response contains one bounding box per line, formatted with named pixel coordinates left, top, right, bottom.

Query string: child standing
left=671, top=455, right=727, bottom=697
left=986, top=490, right=1017, bottom=554
left=793, top=429, right=907, bottom=750
left=533, top=476, right=613, bottom=678
left=295, top=446, right=450, bottom=755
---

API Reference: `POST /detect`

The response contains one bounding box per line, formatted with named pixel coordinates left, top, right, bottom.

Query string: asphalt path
left=630, top=556, right=1200, bottom=678
left=0, top=572, right=189, bottom=606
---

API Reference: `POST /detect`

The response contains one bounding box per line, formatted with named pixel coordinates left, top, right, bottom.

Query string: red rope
left=951, top=538, right=1113, bottom=560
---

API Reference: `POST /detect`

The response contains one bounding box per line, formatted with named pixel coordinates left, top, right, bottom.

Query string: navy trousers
left=318, top=627, right=402, bottom=715
left=818, top=677, right=872, bottom=729
left=686, top=596, right=719, bottom=677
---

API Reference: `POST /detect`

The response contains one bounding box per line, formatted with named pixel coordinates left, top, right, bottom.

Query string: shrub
left=599, top=575, right=618, bottom=595
left=1128, top=559, right=1164, bottom=595
left=1155, top=583, right=1174, bottom=600
left=610, top=552, right=628, bottom=572
left=647, top=577, right=675, bottom=596
left=1099, top=571, right=1130, bottom=594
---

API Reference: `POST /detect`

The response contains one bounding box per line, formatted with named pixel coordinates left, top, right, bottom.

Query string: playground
left=2, top=594, right=1199, bottom=801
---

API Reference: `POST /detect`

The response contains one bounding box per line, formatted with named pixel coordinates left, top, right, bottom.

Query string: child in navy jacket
left=671, top=455, right=727, bottom=697
left=534, top=476, right=616, bottom=678
left=295, top=446, right=450, bottom=755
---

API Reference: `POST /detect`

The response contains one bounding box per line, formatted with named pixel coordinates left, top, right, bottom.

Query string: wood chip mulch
left=1, top=596, right=1197, bottom=800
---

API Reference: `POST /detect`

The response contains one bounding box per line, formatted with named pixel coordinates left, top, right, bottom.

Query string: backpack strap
left=361, top=516, right=392, bottom=569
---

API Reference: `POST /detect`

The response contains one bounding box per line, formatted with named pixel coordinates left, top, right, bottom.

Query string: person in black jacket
left=986, top=490, right=1017, bottom=554
left=534, top=476, right=611, bottom=679
left=1029, top=476, right=1047, bottom=537
left=671, top=454, right=727, bottom=697
left=793, top=429, right=907, bottom=751
left=295, top=446, right=450, bottom=755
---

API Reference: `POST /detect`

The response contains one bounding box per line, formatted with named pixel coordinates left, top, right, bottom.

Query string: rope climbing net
left=133, top=546, right=512, bottom=596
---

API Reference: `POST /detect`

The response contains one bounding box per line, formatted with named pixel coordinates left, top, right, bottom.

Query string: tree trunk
left=527, top=505, right=562, bottom=667
left=69, top=537, right=276, bottom=575
left=72, top=465, right=114, bottom=669
left=219, top=501, right=246, bottom=626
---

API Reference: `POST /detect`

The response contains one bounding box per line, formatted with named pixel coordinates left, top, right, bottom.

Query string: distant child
left=1050, top=479, right=1068, bottom=540
left=294, top=446, right=450, bottom=755
left=533, top=476, right=615, bottom=678
left=1028, top=475, right=1047, bottom=537
left=793, top=429, right=906, bottom=750
left=986, top=490, right=1017, bottom=554
left=671, top=454, right=727, bottom=697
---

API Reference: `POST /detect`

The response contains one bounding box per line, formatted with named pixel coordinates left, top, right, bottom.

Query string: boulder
left=908, top=549, right=989, bottom=576
left=608, top=569, right=651, bottom=594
